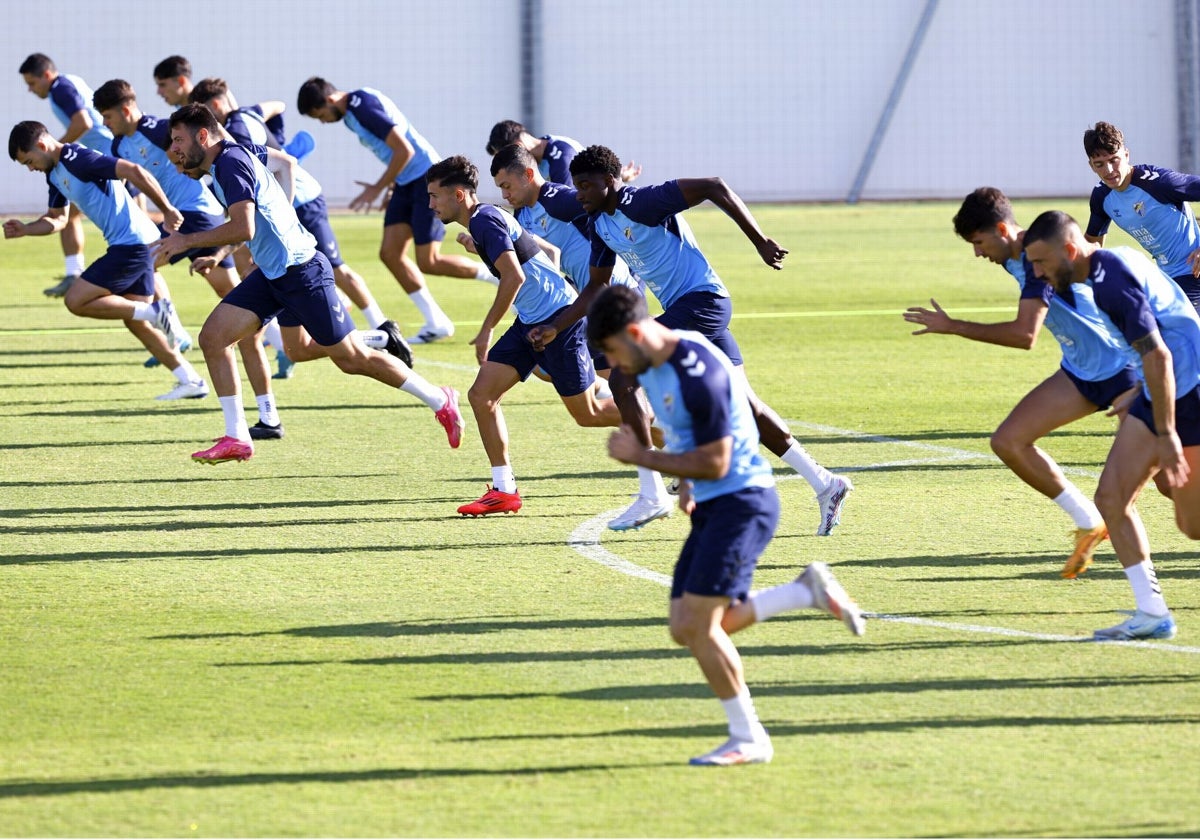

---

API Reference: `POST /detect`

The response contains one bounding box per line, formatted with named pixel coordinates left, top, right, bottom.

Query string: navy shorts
left=295, top=195, right=344, bottom=268
left=488, top=310, right=594, bottom=397
left=159, top=210, right=235, bottom=268
left=81, top=244, right=155, bottom=297
left=672, top=485, right=780, bottom=601
left=1173, top=273, right=1200, bottom=312
left=222, top=252, right=353, bottom=347
left=1127, top=387, right=1200, bottom=447
left=657, top=290, right=742, bottom=366
left=1064, top=364, right=1141, bottom=410
left=384, top=177, right=445, bottom=245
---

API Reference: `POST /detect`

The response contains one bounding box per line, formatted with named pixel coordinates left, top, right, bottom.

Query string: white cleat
left=815, top=475, right=853, bottom=536
left=156, top=379, right=209, bottom=401
left=608, top=495, right=673, bottom=531
left=799, top=561, right=866, bottom=636
left=689, top=738, right=773, bottom=766
left=409, top=323, right=455, bottom=345
left=150, top=299, right=182, bottom=349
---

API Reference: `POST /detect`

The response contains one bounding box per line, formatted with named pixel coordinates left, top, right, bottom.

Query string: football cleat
left=409, top=323, right=455, bottom=345
left=1062, top=525, right=1108, bottom=579
left=815, top=475, right=853, bottom=536
left=44, top=274, right=78, bottom=297
left=689, top=738, right=773, bottom=767
left=156, top=379, right=209, bottom=401
left=608, top=495, right=673, bottom=531
left=799, top=561, right=866, bottom=636
left=434, top=386, right=465, bottom=449
left=379, top=319, right=414, bottom=368
left=1093, top=609, right=1176, bottom=641
left=191, top=436, right=254, bottom=464
left=248, top=421, right=285, bottom=440
left=666, top=476, right=683, bottom=496
left=458, top=485, right=522, bottom=516
left=149, top=299, right=182, bottom=349
left=272, top=349, right=296, bottom=380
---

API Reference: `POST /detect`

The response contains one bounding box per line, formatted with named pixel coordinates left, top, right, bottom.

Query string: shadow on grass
left=154, top=615, right=668, bottom=640
left=0, top=761, right=664, bottom=799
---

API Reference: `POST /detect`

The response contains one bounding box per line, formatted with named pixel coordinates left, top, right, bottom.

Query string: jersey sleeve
left=586, top=215, right=618, bottom=269
left=347, top=90, right=399, bottom=141
left=619, top=181, right=691, bottom=227
left=212, top=145, right=258, bottom=206
left=1134, top=165, right=1200, bottom=203
left=1086, top=185, right=1112, bottom=238
left=542, top=139, right=578, bottom=185
left=137, top=115, right=171, bottom=150
left=49, top=77, right=87, bottom=118
left=60, top=145, right=120, bottom=182
left=538, top=183, right=585, bottom=222
left=224, top=115, right=254, bottom=146
left=468, top=205, right=515, bottom=264
left=1091, top=253, right=1160, bottom=345
left=1018, top=257, right=1055, bottom=303
left=676, top=343, right=734, bottom=447
left=47, top=176, right=67, bottom=209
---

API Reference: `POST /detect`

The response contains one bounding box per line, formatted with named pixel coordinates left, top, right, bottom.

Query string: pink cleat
left=434, top=386, right=465, bottom=449
left=192, top=436, right=254, bottom=464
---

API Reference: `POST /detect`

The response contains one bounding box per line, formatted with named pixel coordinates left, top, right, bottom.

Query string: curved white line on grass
left=567, top=508, right=1200, bottom=656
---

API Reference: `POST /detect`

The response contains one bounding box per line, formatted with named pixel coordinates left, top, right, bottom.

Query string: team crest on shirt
left=662, top=393, right=674, bottom=410
left=539, top=217, right=548, bottom=231
left=623, top=227, right=633, bottom=240
left=1133, top=201, right=1146, bottom=217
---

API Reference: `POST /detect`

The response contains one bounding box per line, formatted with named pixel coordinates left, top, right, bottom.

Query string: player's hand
left=1104, top=385, right=1141, bottom=420
left=470, top=326, right=492, bottom=366
left=756, top=238, right=788, bottom=270
left=456, top=232, right=478, bottom=254
left=677, top=479, right=695, bottom=515
left=350, top=181, right=385, bottom=213
left=1189, top=247, right=1200, bottom=277
left=151, top=232, right=188, bottom=264
left=904, top=299, right=953, bottom=335
left=526, top=323, right=558, bottom=351
left=161, top=206, right=184, bottom=232
left=1156, top=430, right=1190, bottom=489
left=3, top=219, right=26, bottom=239
left=189, top=256, right=219, bottom=277
left=607, top=424, right=646, bottom=465
left=619, top=160, right=642, bottom=183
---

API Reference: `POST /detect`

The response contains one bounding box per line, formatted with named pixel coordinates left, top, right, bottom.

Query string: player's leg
left=45, top=203, right=86, bottom=296
left=236, top=327, right=282, bottom=440
left=414, top=237, right=490, bottom=282
left=382, top=184, right=453, bottom=341
left=333, top=263, right=389, bottom=328
left=544, top=318, right=620, bottom=429
left=457, top=361, right=524, bottom=516
left=1164, top=390, right=1200, bottom=538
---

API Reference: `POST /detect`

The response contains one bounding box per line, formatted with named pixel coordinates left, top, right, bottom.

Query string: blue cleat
left=1094, top=609, right=1177, bottom=641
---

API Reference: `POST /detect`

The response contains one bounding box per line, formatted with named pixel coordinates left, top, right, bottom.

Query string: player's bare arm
left=675, top=177, right=787, bottom=269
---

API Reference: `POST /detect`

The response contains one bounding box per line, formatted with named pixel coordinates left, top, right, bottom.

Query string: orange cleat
left=457, top=485, right=522, bottom=517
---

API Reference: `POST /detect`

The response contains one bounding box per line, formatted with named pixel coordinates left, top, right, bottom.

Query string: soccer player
left=297, top=76, right=492, bottom=343
left=1083, top=121, right=1200, bottom=309
left=18, top=53, right=114, bottom=297
left=190, top=77, right=401, bottom=375
left=529, top=145, right=854, bottom=536
left=152, top=55, right=195, bottom=109
left=588, top=283, right=865, bottom=766
left=5, top=120, right=207, bottom=400
left=425, top=155, right=622, bottom=516
left=904, top=188, right=1141, bottom=577
left=1023, top=211, right=1200, bottom=640
left=154, top=104, right=464, bottom=463
left=489, top=143, right=670, bottom=530
left=485, top=120, right=642, bottom=186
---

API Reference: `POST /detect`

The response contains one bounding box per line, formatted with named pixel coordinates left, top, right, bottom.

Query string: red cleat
left=434, top=386, right=465, bottom=449
left=457, top=485, right=522, bottom=516
left=192, top=436, right=254, bottom=464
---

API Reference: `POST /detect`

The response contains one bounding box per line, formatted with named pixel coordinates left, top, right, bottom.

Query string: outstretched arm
left=904, top=297, right=1048, bottom=349
left=4, top=206, right=68, bottom=238
left=675, top=177, right=787, bottom=269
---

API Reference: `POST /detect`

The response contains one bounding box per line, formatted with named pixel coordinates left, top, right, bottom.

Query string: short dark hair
left=93, top=79, right=136, bottom=113
left=952, top=187, right=1016, bottom=240
left=297, top=76, right=336, bottom=116
left=19, top=54, right=54, bottom=76
left=189, top=77, right=228, bottom=105
left=1023, top=210, right=1078, bottom=249
left=426, top=155, right=479, bottom=191
left=169, top=103, right=221, bottom=134
left=153, top=55, right=191, bottom=81
left=586, top=284, right=648, bottom=349
left=1083, top=122, right=1125, bottom=158
left=9, top=120, right=50, bottom=161
left=486, top=119, right=526, bottom=155
left=489, top=143, right=537, bottom=177
left=569, top=145, right=622, bottom=180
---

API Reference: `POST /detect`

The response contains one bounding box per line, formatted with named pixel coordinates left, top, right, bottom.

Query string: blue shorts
left=384, top=177, right=445, bottom=245
left=657, top=291, right=742, bottom=366
left=1064, top=364, right=1141, bottom=410
left=222, top=252, right=353, bottom=347
left=1173, top=273, right=1200, bottom=312
left=672, top=485, right=780, bottom=600
left=159, top=211, right=235, bottom=268
left=1128, top=387, right=1200, bottom=447
left=488, top=309, right=594, bottom=397
left=295, top=195, right=344, bottom=268
left=81, top=245, right=155, bottom=297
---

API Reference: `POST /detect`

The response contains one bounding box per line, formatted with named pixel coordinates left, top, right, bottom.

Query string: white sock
left=749, top=578, right=816, bottom=622
left=474, top=264, right=500, bottom=286
left=1124, top=560, right=1170, bottom=616
left=360, top=329, right=387, bottom=350
left=1053, top=486, right=1103, bottom=529
left=262, top=319, right=284, bottom=351
left=720, top=688, right=769, bottom=744
left=781, top=440, right=833, bottom=493
left=64, top=254, right=85, bottom=276
left=595, top=377, right=613, bottom=400
left=491, top=465, right=517, bottom=494
left=399, top=371, right=447, bottom=410
left=361, top=302, right=386, bottom=329
left=409, top=287, right=450, bottom=328
left=170, top=361, right=200, bottom=385
left=636, top=465, right=668, bottom=501
left=131, top=301, right=155, bottom=321
left=255, top=393, right=280, bottom=426
left=219, top=394, right=250, bottom=441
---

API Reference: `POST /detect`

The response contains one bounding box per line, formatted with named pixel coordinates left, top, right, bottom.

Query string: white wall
left=0, top=0, right=1181, bottom=212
